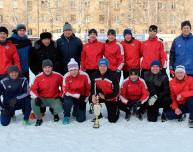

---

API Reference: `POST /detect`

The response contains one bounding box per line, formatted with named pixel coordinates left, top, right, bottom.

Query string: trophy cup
left=93, top=95, right=101, bottom=128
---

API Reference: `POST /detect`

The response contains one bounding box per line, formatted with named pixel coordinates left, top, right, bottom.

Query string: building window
left=114, top=1, right=120, bottom=10
left=42, top=29, right=47, bottom=32
left=70, top=15, right=76, bottom=22
left=158, top=2, right=162, bottom=9
left=99, top=15, right=105, bottom=23
left=13, top=0, right=17, bottom=8
left=171, top=2, right=176, bottom=9
left=69, top=0, right=76, bottom=9
left=0, top=0, right=3, bottom=8
left=41, top=0, right=48, bottom=9
left=85, top=15, right=90, bottom=23
left=84, top=1, right=90, bottom=8
left=27, top=1, right=33, bottom=11
left=99, top=1, right=105, bottom=10
left=114, top=15, right=119, bottom=23
left=55, top=15, right=62, bottom=21
left=27, top=29, right=32, bottom=35
left=0, top=15, right=3, bottom=22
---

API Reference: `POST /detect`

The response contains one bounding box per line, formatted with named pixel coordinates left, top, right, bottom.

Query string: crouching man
left=0, top=65, right=31, bottom=126
left=30, top=59, right=63, bottom=126
left=119, top=69, right=149, bottom=121
left=166, top=65, right=193, bottom=128
left=91, top=58, right=120, bottom=123
left=63, top=58, right=91, bottom=124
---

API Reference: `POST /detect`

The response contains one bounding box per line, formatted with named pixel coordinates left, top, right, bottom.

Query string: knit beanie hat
left=98, top=58, right=109, bottom=67
left=123, top=28, right=132, bottom=37
left=16, top=24, right=26, bottom=31
left=40, top=32, right=52, bottom=40
left=149, top=25, right=158, bottom=33
left=67, top=58, right=79, bottom=71
left=181, top=20, right=191, bottom=29
left=63, top=22, right=72, bottom=31
left=175, top=65, right=186, bottom=73
left=42, top=59, right=53, bottom=69
left=107, top=29, right=116, bottom=36
left=151, top=60, right=161, bottom=67
left=88, top=28, right=98, bottom=36
left=7, top=65, right=19, bottom=73
left=0, top=26, right=8, bottom=35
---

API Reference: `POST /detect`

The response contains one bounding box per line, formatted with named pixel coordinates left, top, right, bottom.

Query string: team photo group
left=0, top=20, right=193, bottom=128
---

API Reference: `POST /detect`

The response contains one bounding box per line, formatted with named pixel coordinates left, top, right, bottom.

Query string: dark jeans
left=165, top=97, right=193, bottom=120
left=63, top=96, right=86, bottom=122
left=1, top=97, right=31, bottom=126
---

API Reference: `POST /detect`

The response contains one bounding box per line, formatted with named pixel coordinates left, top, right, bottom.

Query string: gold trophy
left=93, top=95, right=101, bottom=128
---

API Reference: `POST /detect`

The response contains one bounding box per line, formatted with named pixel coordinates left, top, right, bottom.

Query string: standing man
left=104, top=29, right=124, bottom=80
left=170, top=20, right=193, bottom=77
left=91, top=58, right=120, bottom=123
left=0, top=26, right=21, bottom=80
left=9, top=24, right=32, bottom=80
left=141, top=25, right=167, bottom=78
left=57, top=22, right=83, bottom=74
left=121, top=28, right=142, bottom=79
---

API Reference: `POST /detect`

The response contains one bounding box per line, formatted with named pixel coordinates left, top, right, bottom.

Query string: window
left=0, top=0, right=3, bottom=8
left=85, top=15, right=90, bottom=23
left=171, top=2, right=176, bottom=9
left=114, top=15, right=119, bottom=23
left=13, top=0, right=17, bottom=8
left=84, top=1, right=90, bottom=8
left=28, top=16, right=32, bottom=22
left=69, top=0, right=76, bottom=9
left=70, top=15, right=76, bottom=22
left=158, top=2, right=162, bottom=9
left=27, top=29, right=32, bottom=35
left=27, top=1, right=33, bottom=11
left=114, top=1, right=120, bottom=10
left=42, top=29, right=47, bottom=32
left=99, top=15, right=105, bottom=23
left=41, top=0, right=48, bottom=9
left=0, top=15, right=3, bottom=22
left=99, top=1, right=105, bottom=10
left=55, top=15, right=62, bottom=21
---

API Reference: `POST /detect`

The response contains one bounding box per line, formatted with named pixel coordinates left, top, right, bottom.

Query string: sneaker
left=63, top=117, right=70, bottom=125
left=125, top=112, right=131, bottom=121
left=91, top=113, right=103, bottom=122
left=161, top=112, right=167, bottom=122
left=22, top=120, right=30, bottom=126
left=54, top=114, right=59, bottom=122
left=188, top=119, right=193, bottom=128
left=35, top=119, right=43, bottom=126
left=178, top=114, right=186, bottom=122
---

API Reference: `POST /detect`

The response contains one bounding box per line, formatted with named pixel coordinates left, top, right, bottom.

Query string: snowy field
left=1, top=68, right=193, bottom=152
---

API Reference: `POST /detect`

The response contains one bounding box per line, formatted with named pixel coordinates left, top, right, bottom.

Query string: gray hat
left=42, top=59, right=53, bottom=69
left=7, top=65, right=19, bottom=73
left=63, top=22, right=72, bottom=31
left=16, top=24, right=26, bottom=31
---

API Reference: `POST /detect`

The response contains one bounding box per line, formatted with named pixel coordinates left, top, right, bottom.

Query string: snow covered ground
left=1, top=69, right=193, bottom=152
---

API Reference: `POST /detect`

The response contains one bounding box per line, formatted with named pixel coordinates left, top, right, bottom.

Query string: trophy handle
left=93, top=95, right=101, bottom=128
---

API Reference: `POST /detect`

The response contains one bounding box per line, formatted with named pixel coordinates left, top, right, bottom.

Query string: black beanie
left=181, top=20, right=191, bottom=29
left=42, top=59, right=53, bottom=69
left=88, top=28, right=97, bottom=36
left=107, top=29, right=116, bottom=36
left=16, top=24, right=26, bottom=31
left=0, top=26, right=8, bottom=35
left=40, top=32, right=52, bottom=40
left=129, top=68, right=140, bottom=76
left=149, top=25, right=158, bottom=33
left=7, top=65, right=19, bottom=73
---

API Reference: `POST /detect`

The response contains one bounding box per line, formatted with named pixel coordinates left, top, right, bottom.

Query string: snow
left=1, top=70, right=193, bottom=152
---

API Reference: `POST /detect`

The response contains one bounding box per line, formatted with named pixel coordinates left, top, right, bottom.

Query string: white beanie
left=67, top=58, right=79, bottom=71
left=175, top=65, right=186, bottom=73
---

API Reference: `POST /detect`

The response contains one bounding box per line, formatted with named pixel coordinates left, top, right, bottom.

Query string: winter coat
left=121, top=38, right=142, bottom=71
left=29, top=40, right=63, bottom=75
left=170, top=76, right=193, bottom=110
left=56, top=34, right=83, bottom=74
left=91, top=70, right=119, bottom=101
left=104, top=40, right=124, bottom=72
left=0, top=39, right=21, bottom=75
left=169, top=33, right=193, bottom=74
left=63, top=70, right=91, bottom=99
left=30, top=72, right=63, bottom=98
left=9, top=33, right=32, bottom=73
left=0, top=76, right=29, bottom=106
left=81, top=39, right=104, bottom=70
left=141, top=36, right=167, bottom=70
left=144, top=71, right=170, bottom=101
left=120, top=77, right=149, bottom=104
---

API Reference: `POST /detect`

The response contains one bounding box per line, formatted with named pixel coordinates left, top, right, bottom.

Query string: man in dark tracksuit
left=91, top=58, right=120, bottom=123
left=0, top=66, right=31, bottom=126
left=144, top=60, right=171, bottom=122
left=56, top=22, right=83, bottom=74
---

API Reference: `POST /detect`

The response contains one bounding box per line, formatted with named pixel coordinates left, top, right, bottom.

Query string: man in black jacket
left=56, top=22, right=83, bottom=74
left=144, top=60, right=171, bottom=122
left=29, top=32, right=63, bottom=75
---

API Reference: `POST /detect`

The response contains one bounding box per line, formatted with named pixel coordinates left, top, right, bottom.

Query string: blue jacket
left=9, top=33, right=32, bottom=73
left=0, top=76, right=29, bottom=107
left=56, top=34, right=82, bottom=74
left=169, top=33, right=193, bottom=74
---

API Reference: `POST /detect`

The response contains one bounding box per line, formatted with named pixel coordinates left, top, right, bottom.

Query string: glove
left=148, top=95, right=157, bottom=106
left=170, top=70, right=175, bottom=78
left=35, top=97, right=42, bottom=107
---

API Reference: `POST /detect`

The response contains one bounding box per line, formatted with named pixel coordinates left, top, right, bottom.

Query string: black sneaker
left=188, top=119, right=193, bottom=128
left=125, top=112, right=131, bottom=121
left=178, top=114, right=186, bottom=122
left=161, top=112, right=167, bottom=122
left=35, top=119, right=43, bottom=126
left=54, top=114, right=59, bottom=122
left=91, top=113, right=103, bottom=122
